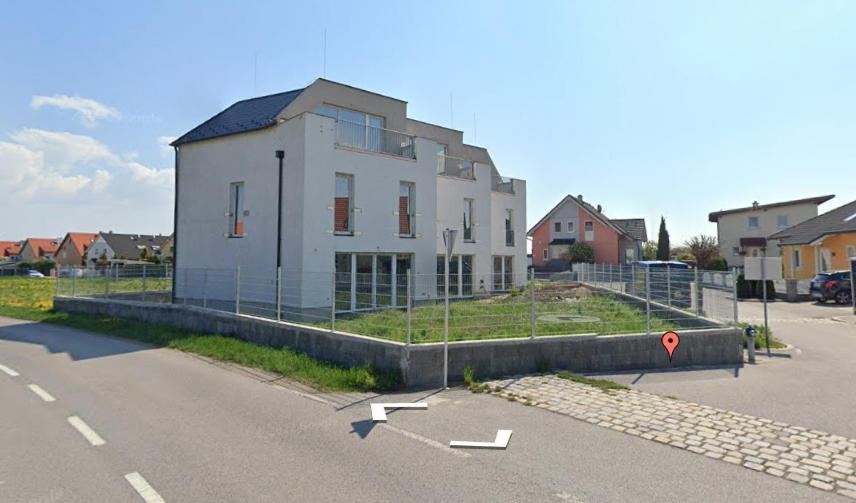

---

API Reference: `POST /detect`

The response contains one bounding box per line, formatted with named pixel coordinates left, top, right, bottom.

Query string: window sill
left=227, top=234, right=245, bottom=239
left=399, top=235, right=416, bottom=239
left=334, top=232, right=354, bottom=237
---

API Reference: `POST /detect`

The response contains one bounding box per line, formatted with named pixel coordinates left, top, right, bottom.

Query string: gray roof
left=612, top=219, right=648, bottom=242
left=768, top=199, right=856, bottom=245
left=171, top=88, right=305, bottom=146
left=101, top=233, right=171, bottom=259
left=708, top=194, right=834, bottom=222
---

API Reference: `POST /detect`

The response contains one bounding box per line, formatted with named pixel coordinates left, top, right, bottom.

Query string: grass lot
left=0, top=277, right=399, bottom=392
left=738, top=322, right=787, bottom=350
left=328, top=288, right=676, bottom=343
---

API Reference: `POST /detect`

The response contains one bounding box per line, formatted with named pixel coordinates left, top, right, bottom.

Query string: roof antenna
left=449, top=92, right=454, bottom=129
left=253, top=52, right=258, bottom=95
left=323, top=28, right=327, bottom=78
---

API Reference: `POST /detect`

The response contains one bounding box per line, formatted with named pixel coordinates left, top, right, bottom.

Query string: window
left=567, top=222, right=574, bottom=233
left=463, top=199, right=474, bottom=242
left=505, top=209, right=514, bottom=246
left=334, top=174, right=354, bottom=235
left=492, top=255, right=514, bottom=291
left=732, top=246, right=740, bottom=256
left=335, top=253, right=410, bottom=311
left=437, top=255, right=474, bottom=297
left=777, top=215, right=789, bottom=229
left=399, top=182, right=414, bottom=237
left=625, top=247, right=636, bottom=264
left=584, top=221, right=594, bottom=241
left=846, top=245, right=856, bottom=259
left=793, top=249, right=801, bottom=270
left=228, top=182, right=245, bottom=237
left=542, top=248, right=548, bottom=260
left=748, top=216, right=759, bottom=229
left=554, top=222, right=561, bottom=233
left=316, top=104, right=385, bottom=152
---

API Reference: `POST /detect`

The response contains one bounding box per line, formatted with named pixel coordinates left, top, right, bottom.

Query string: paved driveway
left=599, top=300, right=856, bottom=439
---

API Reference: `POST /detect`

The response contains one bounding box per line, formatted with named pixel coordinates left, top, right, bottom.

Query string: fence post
left=732, top=267, right=739, bottom=328
left=235, top=266, right=241, bottom=315
left=694, top=266, right=700, bottom=317
left=529, top=268, right=536, bottom=339
left=645, top=267, right=652, bottom=336
left=202, top=269, right=209, bottom=309
left=142, top=264, right=147, bottom=302
left=275, top=267, right=281, bottom=321
left=406, top=268, right=412, bottom=346
left=631, top=263, right=636, bottom=296
left=618, top=263, right=623, bottom=293
left=71, top=269, right=76, bottom=297
left=104, top=266, right=109, bottom=299
left=666, top=265, right=672, bottom=309
left=330, top=271, right=336, bottom=333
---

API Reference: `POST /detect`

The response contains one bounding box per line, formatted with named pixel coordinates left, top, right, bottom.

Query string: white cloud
left=30, top=94, right=120, bottom=127
left=0, top=128, right=173, bottom=201
left=158, top=136, right=177, bottom=157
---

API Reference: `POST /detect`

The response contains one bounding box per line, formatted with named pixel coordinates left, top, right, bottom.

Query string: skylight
left=845, top=212, right=856, bottom=222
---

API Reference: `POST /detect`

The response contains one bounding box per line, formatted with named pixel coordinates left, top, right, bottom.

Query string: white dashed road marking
left=67, top=416, right=105, bottom=446
left=124, top=472, right=166, bottom=503
left=0, top=364, right=19, bottom=377
left=27, top=384, right=56, bottom=402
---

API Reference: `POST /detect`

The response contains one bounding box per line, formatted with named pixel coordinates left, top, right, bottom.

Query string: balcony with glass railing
left=436, top=154, right=475, bottom=179
left=491, top=176, right=515, bottom=194
left=335, top=120, right=416, bottom=159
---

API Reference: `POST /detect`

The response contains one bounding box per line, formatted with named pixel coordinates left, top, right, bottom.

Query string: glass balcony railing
left=492, top=176, right=515, bottom=194
left=335, top=120, right=416, bottom=159
left=436, top=154, right=475, bottom=179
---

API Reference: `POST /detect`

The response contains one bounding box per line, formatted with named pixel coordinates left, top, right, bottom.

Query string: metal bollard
left=529, top=268, right=536, bottom=339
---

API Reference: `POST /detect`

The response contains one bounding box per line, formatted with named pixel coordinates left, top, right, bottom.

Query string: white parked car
left=27, top=270, right=45, bottom=278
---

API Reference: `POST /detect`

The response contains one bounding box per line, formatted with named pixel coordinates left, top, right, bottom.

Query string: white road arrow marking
left=450, top=429, right=512, bottom=449
left=370, top=402, right=427, bottom=422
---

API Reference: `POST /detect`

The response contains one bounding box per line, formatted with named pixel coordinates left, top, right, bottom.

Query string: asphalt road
left=0, top=316, right=841, bottom=502
left=601, top=300, right=856, bottom=438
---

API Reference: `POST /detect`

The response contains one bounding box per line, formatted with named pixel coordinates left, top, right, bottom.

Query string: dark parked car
left=810, top=271, right=852, bottom=304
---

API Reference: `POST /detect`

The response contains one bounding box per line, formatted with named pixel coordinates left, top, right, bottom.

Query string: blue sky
left=2, top=0, right=854, bottom=244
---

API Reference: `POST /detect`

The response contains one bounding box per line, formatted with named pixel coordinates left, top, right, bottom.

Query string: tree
left=642, top=241, right=658, bottom=260
left=567, top=242, right=594, bottom=263
left=656, top=217, right=670, bottom=260
left=685, top=235, right=719, bottom=269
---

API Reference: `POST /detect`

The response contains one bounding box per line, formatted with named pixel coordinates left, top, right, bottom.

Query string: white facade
left=174, top=80, right=526, bottom=311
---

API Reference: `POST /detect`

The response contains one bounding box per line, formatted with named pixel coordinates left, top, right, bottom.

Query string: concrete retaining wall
left=54, top=296, right=743, bottom=387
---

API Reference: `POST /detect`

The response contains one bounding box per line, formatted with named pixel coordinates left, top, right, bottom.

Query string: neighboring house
left=769, top=199, right=856, bottom=280
left=161, top=234, right=174, bottom=264
left=0, top=241, right=23, bottom=263
left=171, top=78, right=527, bottom=311
left=708, top=195, right=834, bottom=268
left=527, top=195, right=647, bottom=268
left=84, top=232, right=171, bottom=266
left=55, top=232, right=98, bottom=267
left=18, top=238, right=61, bottom=262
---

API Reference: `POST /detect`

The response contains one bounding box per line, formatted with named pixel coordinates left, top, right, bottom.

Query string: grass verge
left=738, top=322, right=787, bottom=350
left=0, top=278, right=399, bottom=392
left=556, top=371, right=630, bottom=392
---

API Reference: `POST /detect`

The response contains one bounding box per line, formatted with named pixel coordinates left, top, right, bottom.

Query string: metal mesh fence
left=57, top=263, right=738, bottom=344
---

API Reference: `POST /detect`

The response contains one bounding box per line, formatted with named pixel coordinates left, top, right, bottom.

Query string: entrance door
left=819, top=248, right=832, bottom=273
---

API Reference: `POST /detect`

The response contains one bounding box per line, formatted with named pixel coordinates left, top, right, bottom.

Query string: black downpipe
left=275, top=150, right=285, bottom=270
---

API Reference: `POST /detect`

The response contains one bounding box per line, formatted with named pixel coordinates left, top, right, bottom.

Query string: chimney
left=597, top=204, right=602, bottom=213
left=577, top=194, right=583, bottom=201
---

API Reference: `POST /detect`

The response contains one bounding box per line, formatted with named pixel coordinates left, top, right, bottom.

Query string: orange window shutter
left=235, top=221, right=244, bottom=236
left=399, top=196, right=410, bottom=235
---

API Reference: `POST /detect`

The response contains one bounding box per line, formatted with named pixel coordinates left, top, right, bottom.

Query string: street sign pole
left=442, top=228, right=457, bottom=390
left=762, top=249, right=770, bottom=356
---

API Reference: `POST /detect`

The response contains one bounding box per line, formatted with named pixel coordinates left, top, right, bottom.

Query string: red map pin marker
left=661, top=331, right=680, bottom=362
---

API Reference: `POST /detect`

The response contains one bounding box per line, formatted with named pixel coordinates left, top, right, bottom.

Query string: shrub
left=708, top=257, right=728, bottom=271
left=736, top=274, right=753, bottom=299
left=16, top=260, right=55, bottom=276
left=568, top=242, right=594, bottom=263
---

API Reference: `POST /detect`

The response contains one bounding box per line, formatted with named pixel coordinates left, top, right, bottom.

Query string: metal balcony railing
left=505, top=229, right=515, bottom=247
left=436, top=154, right=475, bottom=179
left=492, top=176, right=515, bottom=194
left=335, top=120, right=416, bottom=159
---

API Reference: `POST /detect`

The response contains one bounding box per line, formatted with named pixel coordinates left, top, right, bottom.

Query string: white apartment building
left=708, top=195, right=834, bottom=268
left=171, top=78, right=526, bottom=313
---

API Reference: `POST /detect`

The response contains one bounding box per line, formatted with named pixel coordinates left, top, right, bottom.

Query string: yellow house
left=771, top=199, right=856, bottom=280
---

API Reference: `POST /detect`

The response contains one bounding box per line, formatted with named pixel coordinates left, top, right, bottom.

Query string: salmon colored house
left=55, top=232, right=99, bottom=267
left=528, top=194, right=647, bottom=268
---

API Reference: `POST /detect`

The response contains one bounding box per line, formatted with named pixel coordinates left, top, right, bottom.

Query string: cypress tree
left=656, top=217, right=670, bottom=260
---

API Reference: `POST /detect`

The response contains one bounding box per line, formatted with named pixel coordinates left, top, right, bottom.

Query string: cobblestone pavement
left=485, top=374, right=856, bottom=500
